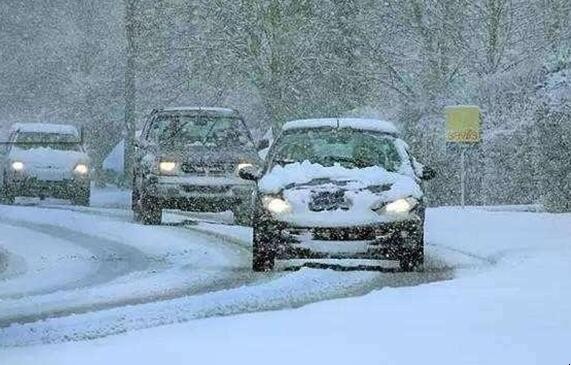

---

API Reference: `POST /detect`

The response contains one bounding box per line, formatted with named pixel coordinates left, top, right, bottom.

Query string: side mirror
left=238, top=165, right=261, bottom=181
left=421, top=166, right=436, bottom=180
left=256, top=139, right=270, bottom=151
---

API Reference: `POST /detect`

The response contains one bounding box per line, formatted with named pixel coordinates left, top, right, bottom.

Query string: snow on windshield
left=10, top=123, right=79, bottom=137
left=283, top=118, right=399, bottom=135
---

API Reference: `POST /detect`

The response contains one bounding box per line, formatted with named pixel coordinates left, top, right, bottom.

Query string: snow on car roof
left=160, top=106, right=239, bottom=115
left=10, top=123, right=80, bottom=136
left=282, top=118, right=399, bottom=135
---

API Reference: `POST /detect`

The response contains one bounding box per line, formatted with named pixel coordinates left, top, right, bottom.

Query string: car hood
left=9, top=147, right=88, bottom=170
left=258, top=161, right=423, bottom=227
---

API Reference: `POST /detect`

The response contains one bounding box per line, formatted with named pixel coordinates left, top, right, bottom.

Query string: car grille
left=180, top=163, right=231, bottom=176
left=309, top=191, right=350, bottom=212
left=181, top=185, right=231, bottom=194
left=283, top=227, right=378, bottom=241
left=312, top=227, right=376, bottom=241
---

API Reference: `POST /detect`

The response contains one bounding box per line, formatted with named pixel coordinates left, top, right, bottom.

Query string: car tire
left=399, top=248, right=424, bottom=272
left=233, top=203, right=253, bottom=226
left=138, top=193, right=162, bottom=225
left=1, top=182, right=15, bottom=205
left=131, top=187, right=140, bottom=211
left=252, top=223, right=275, bottom=272
left=72, top=186, right=90, bottom=206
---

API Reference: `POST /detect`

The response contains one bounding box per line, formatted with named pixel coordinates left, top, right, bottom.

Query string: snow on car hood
left=9, top=147, right=88, bottom=170
left=258, top=161, right=423, bottom=227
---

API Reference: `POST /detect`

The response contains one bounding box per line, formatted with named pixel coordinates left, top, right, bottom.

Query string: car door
left=133, top=113, right=157, bottom=191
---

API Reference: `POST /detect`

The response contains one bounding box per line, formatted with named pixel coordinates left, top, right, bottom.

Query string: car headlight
left=159, top=161, right=178, bottom=174
left=380, top=197, right=418, bottom=214
left=262, top=196, right=292, bottom=215
left=73, top=163, right=89, bottom=174
left=11, top=161, right=24, bottom=171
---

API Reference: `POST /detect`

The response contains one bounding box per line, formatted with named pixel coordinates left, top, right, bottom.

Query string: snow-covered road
left=2, top=188, right=567, bottom=364
left=0, top=189, right=456, bottom=347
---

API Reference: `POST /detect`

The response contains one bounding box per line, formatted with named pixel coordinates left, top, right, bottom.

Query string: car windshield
left=14, top=132, right=81, bottom=151
left=270, top=128, right=402, bottom=171
left=148, top=114, right=254, bottom=148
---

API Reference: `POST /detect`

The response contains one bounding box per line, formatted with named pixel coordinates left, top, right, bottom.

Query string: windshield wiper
left=321, top=156, right=359, bottom=167
left=274, top=158, right=296, bottom=166
left=200, top=122, right=219, bottom=145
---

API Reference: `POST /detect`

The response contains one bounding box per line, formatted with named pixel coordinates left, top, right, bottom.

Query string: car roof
left=158, top=106, right=240, bottom=117
left=10, top=123, right=79, bottom=136
left=282, top=118, right=399, bottom=136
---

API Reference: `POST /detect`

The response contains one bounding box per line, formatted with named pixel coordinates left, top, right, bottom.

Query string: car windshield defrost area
left=149, top=115, right=253, bottom=148
left=271, top=128, right=402, bottom=171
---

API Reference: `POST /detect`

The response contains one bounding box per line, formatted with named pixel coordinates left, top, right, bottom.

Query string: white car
left=239, top=118, right=435, bottom=272
left=1, top=123, right=90, bottom=205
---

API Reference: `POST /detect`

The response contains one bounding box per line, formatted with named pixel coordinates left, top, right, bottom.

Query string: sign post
left=445, top=105, right=482, bottom=208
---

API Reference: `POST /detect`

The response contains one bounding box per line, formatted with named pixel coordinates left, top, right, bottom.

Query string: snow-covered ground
left=0, top=187, right=569, bottom=364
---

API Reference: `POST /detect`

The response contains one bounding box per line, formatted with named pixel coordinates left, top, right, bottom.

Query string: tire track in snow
left=0, top=205, right=467, bottom=346
left=0, top=210, right=267, bottom=329
left=0, top=219, right=149, bottom=301
left=0, top=247, right=27, bottom=281
left=0, top=215, right=457, bottom=346
left=0, top=266, right=454, bottom=347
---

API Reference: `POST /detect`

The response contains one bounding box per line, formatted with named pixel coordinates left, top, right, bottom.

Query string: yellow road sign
left=445, top=105, right=481, bottom=143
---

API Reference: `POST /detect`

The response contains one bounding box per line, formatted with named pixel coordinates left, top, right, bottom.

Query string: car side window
left=141, top=116, right=155, bottom=142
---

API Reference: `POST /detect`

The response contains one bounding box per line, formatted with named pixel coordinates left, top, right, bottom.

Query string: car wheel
left=1, top=192, right=15, bottom=205
left=399, top=248, right=424, bottom=272
left=1, top=182, right=15, bottom=205
left=252, top=223, right=275, bottom=272
left=131, top=189, right=139, bottom=209
left=233, top=203, right=253, bottom=226
left=71, top=186, right=90, bottom=206
left=139, top=193, right=162, bottom=225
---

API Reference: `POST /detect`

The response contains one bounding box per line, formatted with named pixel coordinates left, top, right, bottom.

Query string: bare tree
left=124, top=0, right=138, bottom=186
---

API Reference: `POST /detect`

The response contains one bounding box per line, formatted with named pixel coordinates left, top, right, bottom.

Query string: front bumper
left=145, top=174, right=255, bottom=211
left=258, top=214, right=424, bottom=264
left=6, top=175, right=89, bottom=199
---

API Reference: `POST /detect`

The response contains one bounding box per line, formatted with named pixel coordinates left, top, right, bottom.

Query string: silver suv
left=1, top=123, right=90, bottom=206
left=132, top=107, right=261, bottom=225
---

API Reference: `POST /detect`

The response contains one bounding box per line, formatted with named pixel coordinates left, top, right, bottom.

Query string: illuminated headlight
left=11, top=161, right=24, bottom=171
left=380, top=198, right=418, bottom=214
left=73, top=164, right=89, bottom=174
left=262, top=196, right=292, bottom=215
left=159, top=161, right=178, bottom=174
